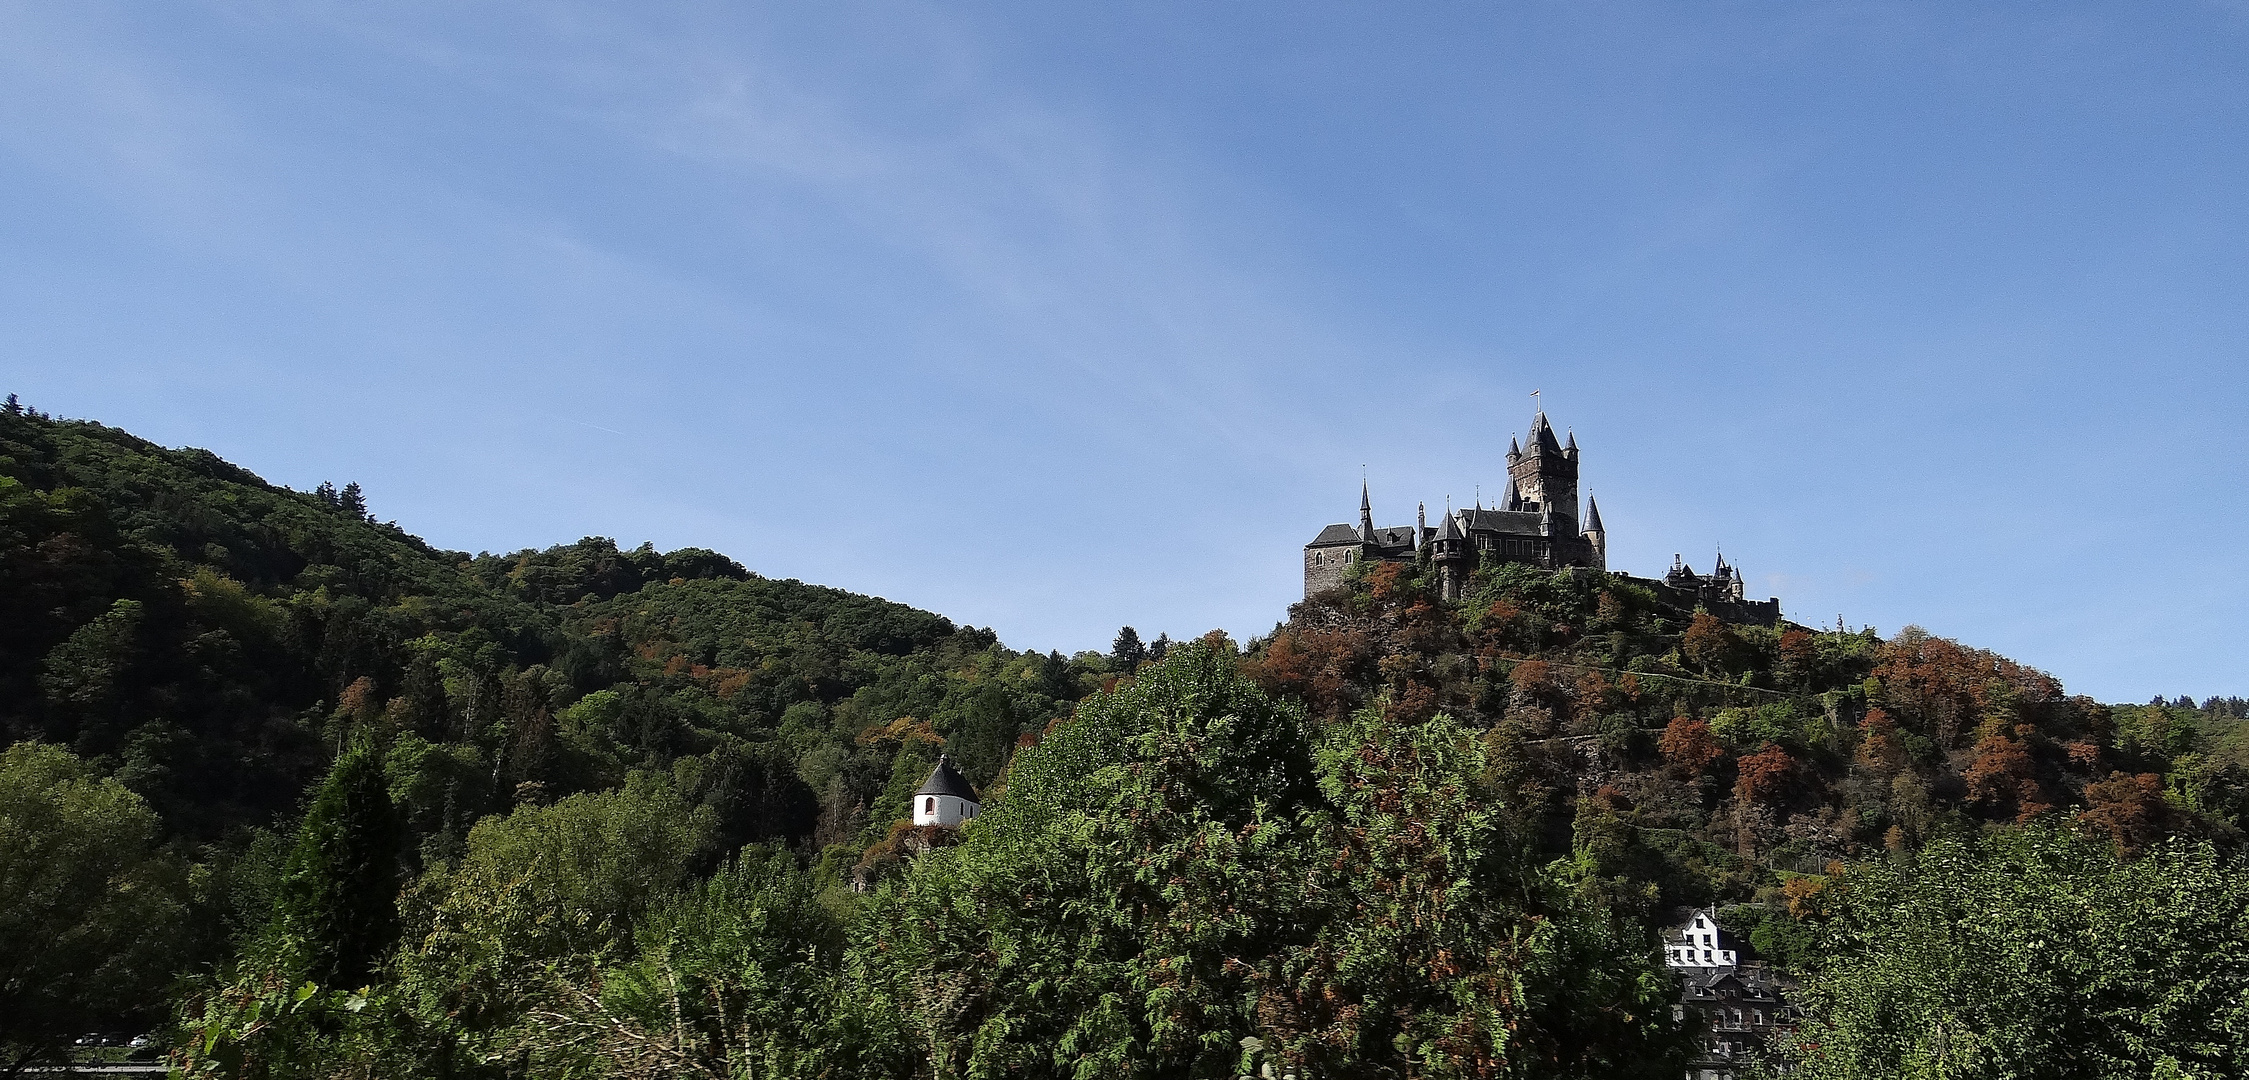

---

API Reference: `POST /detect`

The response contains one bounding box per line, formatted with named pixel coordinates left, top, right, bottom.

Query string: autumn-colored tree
left=1872, top=627, right=2063, bottom=749
left=1854, top=708, right=1908, bottom=777
left=1505, top=659, right=1564, bottom=734
left=1363, top=560, right=1412, bottom=605
left=1780, top=872, right=1832, bottom=919
left=1479, top=597, right=1537, bottom=652
left=1660, top=717, right=1723, bottom=778
left=1243, top=626, right=1376, bottom=721
left=1680, top=611, right=1739, bottom=674
left=1963, top=732, right=2049, bottom=823
left=2079, top=771, right=2172, bottom=854
left=1564, top=669, right=1615, bottom=733
left=1507, top=658, right=1557, bottom=704
left=2065, top=739, right=2103, bottom=771
left=1734, top=744, right=1798, bottom=807
left=1775, top=627, right=1817, bottom=689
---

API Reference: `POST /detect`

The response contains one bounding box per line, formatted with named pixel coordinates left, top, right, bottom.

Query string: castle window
left=925, top=797, right=935, bottom=814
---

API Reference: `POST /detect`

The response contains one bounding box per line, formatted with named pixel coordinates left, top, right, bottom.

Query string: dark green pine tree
left=1110, top=625, right=1145, bottom=670
left=272, top=739, right=404, bottom=989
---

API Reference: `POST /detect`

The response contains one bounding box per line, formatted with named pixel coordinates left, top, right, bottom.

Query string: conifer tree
left=1110, top=625, right=1145, bottom=669
left=272, top=739, right=404, bottom=988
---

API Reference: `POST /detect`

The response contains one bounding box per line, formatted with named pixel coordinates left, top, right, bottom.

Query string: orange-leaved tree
left=2079, top=771, right=2172, bottom=854
left=1660, top=717, right=1724, bottom=778
left=1735, top=744, right=1799, bottom=807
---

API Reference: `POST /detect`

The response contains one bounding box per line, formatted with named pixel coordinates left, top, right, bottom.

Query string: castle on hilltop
left=1304, top=407, right=1781, bottom=624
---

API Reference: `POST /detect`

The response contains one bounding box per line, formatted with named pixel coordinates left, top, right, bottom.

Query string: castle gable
left=1306, top=523, right=1362, bottom=547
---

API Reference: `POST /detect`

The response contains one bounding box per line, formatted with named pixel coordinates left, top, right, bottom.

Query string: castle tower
left=1583, top=496, right=1607, bottom=571
left=1507, top=410, right=1579, bottom=528
left=1432, top=506, right=1472, bottom=601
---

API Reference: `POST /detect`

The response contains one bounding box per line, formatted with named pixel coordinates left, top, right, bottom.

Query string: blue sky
left=3, top=2, right=2243, bottom=702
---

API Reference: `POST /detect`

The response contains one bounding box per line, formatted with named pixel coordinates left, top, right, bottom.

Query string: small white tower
left=911, top=755, right=981, bottom=827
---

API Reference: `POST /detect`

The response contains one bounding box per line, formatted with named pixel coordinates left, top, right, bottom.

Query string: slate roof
left=914, top=756, right=977, bottom=800
left=1306, top=523, right=1362, bottom=547
left=1457, top=508, right=1545, bottom=536
left=1527, top=411, right=1564, bottom=454
left=1368, top=526, right=1417, bottom=549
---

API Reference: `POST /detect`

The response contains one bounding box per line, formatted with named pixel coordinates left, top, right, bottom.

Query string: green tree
left=272, top=739, right=405, bottom=990
left=1771, top=828, right=2249, bottom=1079
left=374, top=769, right=719, bottom=1061
left=553, top=849, right=901, bottom=1077
left=0, top=742, right=192, bottom=1072
left=1262, top=710, right=1693, bottom=1078
left=1111, top=625, right=1146, bottom=670
left=856, top=641, right=1322, bottom=1078
left=38, top=598, right=143, bottom=750
left=852, top=644, right=1688, bottom=1079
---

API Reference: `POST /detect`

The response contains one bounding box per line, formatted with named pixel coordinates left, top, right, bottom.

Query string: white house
left=1664, top=907, right=1739, bottom=968
left=911, top=755, right=981, bottom=827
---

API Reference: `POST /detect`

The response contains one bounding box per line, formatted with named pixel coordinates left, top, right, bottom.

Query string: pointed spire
left=1508, top=435, right=1521, bottom=460
left=1504, top=478, right=1523, bottom=511
left=1584, top=496, right=1604, bottom=533
left=1437, top=507, right=1463, bottom=541
left=1565, top=428, right=1578, bottom=451
left=1359, top=478, right=1375, bottom=542
left=1527, top=410, right=1562, bottom=454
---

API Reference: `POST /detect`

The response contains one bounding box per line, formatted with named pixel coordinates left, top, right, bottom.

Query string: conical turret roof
left=1437, top=508, right=1463, bottom=541
left=1584, top=496, right=1604, bottom=532
left=914, top=755, right=977, bottom=800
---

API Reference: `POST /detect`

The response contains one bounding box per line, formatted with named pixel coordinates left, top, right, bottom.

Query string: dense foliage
left=1768, top=828, right=2249, bottom=1078
left=0, top=404, right=1096, bottom=1067
left=4, top=400, right=2244, bottom=1077
left=1246, top=556, right=2249, bottom=930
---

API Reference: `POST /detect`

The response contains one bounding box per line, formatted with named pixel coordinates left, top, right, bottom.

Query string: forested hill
left=10, top=399, right=2249, bottom=1078
left=0, top=401, right=1097, bottom=853
left=1253, top=558, right=2249, bottom=942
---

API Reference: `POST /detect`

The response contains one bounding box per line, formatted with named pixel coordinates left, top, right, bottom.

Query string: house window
left=925, top=797, right=935, bottom=814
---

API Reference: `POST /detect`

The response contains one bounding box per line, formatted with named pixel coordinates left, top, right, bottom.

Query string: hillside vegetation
left=4, top=398, right=2245, bottom=1079
left=1253, top=558, right=2249, bottom=953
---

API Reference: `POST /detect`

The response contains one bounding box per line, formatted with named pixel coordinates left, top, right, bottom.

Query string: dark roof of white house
left=914, top=756, right=977, bottom=800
